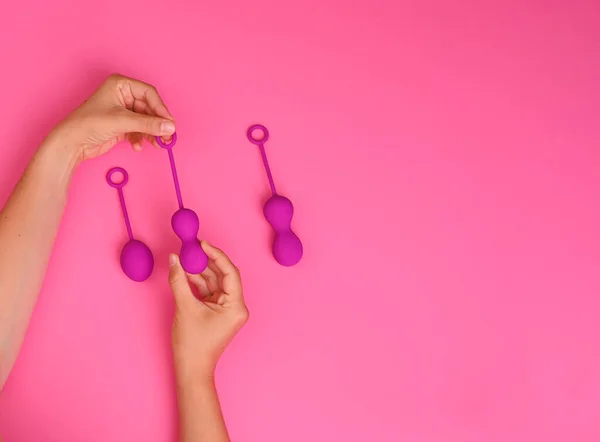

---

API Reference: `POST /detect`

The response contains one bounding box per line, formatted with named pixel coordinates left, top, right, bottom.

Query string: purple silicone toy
left=106, top=167, right=154, bottom=282
left=247, top=124, right=303, bottom=266
left=156, top=133, right=208, bottom=274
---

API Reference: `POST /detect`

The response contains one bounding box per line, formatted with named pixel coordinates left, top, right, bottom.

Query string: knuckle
left=141, top=117, right=157, bottom=132
left=107, top=73, right=123, bottom=84
left=144, top=118, right=154, bottom=130
left=168, top=270, right=181, bottom=286
left=234, top=306, right=249, bottom=324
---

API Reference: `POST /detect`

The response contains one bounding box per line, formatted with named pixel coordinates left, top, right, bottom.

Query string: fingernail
left=161, top=121, right=175, bottom=135
left=169, top=254, right=178, bottom=267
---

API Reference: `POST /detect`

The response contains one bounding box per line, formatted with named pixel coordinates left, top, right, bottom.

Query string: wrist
left=175, top=372, right=216, bottom=406
left=31, top=137, right=80, bottom=194
left=175, top=365, right=216, bottom=389
left=40, top=126, right=82, bottom=171
left=178, top=374, right=215, bottom=390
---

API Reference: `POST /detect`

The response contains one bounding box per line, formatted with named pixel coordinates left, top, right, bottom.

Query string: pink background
left=0, top=0, right=599, bottom=441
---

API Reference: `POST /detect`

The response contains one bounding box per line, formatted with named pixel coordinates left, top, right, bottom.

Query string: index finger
left=121, top=76, right=173, bottom=120
left=201, top=241, right=243, bottom=299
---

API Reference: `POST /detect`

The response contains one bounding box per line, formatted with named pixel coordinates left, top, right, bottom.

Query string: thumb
left=168, top=254, right=195, bottom=307
left=118, top=110, right=175, bottom=137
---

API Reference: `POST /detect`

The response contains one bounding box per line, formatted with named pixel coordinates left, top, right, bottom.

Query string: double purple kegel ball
left=156, top=134, right=209, bottom=274
left=247, top=124, right=303, bottom=267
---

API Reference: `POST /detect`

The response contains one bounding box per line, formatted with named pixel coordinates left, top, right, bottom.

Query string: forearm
left=0, top=135, right=77, bottom=387
left=177, top=376, right=230, bottom=442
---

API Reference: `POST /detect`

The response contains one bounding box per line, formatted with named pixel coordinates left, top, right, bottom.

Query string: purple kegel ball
left=272, top=230, right=303, bottom=266
left=120, top=239, right=154, bottom=282
left=264, top=195, right=294, bottom=229
left=180, top=240, right=209, bottom=274
left=263, top=195, right=303, bottom=266
left=171, top=208, right=208, bottom=274
left=172, top=208, right=199, bottom=240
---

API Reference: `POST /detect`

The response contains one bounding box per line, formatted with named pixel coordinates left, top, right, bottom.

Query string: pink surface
left=0, top=1, right=599, bottom=441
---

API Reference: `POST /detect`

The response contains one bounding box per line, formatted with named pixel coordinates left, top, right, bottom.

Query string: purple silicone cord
left=106, top=167, right=134, bottom=240
left=156, top=133, right=184, bottom=209
left=247, top=124, right=277, bottom=195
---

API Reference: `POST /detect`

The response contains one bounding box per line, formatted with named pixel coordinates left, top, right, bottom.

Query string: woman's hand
left=0, top=73, right=175, bottom=389
left=169, top=241, right=249, bottom=383
left=48, top=73, right=175, bottom=162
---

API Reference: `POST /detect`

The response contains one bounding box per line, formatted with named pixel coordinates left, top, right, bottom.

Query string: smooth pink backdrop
left=0, top=1, right=599, bottom=441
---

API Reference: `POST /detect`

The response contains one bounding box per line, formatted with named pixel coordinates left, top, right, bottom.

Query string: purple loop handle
left=106, top=166, right=134, bottom=241
left=156, top=132, right=178, bottom=149
left=247, top=124, right=277, bottom=195
left=106, top=167, right=129, bottom=189
left=247, top=124, right=269, bottom=145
